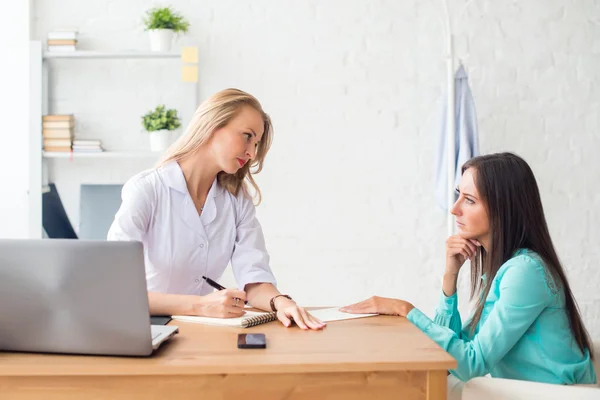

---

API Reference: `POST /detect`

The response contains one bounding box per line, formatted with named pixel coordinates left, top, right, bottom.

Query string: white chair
left=461, top=340, right=600, bottom=399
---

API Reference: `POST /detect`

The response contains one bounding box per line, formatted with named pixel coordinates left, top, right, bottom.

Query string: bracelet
left=270, top=294, right=292, bottom=311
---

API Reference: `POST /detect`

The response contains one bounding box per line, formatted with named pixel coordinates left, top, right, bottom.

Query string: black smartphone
left=237, top=333, right=266, bottom=349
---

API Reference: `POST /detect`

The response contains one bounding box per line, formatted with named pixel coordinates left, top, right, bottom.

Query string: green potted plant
left=142, top=105, right=181, bottom=151
left=143, top=6, right=190, bottom=52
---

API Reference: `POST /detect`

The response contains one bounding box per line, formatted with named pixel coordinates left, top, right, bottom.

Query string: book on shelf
left=47, top=39, right=77, bottom=46
left=44, top=139, right=72, bottom=148
left=47, top=30, right=78, bottom=41
left=72, top=147, right=103, bottom=153
left=44, top=146, right=72, bottom=153
left=47, top=45, right=77, bottom=52
left=72, top=138, right=104, bottom=153
left=42, top=128, right=74, bottom=139
left=72, top=146, right=103, bottom=153
left=42, top=120, right=74, bottom=129
left=72, top=139, right=101, bottom=146
left=42, top=114, right=73, bottom=122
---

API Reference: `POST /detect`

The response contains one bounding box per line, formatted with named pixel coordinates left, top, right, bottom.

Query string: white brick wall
left=33, top=0, right=600, bottom=338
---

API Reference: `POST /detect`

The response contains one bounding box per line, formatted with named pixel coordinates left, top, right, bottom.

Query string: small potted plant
left=142, top=105, right=181, bottom=151
left=143, top=6, right=190, bottom=52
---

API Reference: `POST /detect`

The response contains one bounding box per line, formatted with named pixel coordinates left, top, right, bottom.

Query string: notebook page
left=309, top=307, right=377, bottom=322
left=171, top=310, right=271, bottom=327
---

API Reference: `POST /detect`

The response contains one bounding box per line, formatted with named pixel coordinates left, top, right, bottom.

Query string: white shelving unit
left=29, top=41, right=199, bottom=238
left=42, top=151, right=164, bottom=159
left=42, top=150, right=163, bottom=159
left=43, top=51, right=181, bottom=59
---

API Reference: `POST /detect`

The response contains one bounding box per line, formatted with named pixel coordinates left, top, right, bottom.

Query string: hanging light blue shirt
left=434, top=65, right=480, bottom=210
left=407, top=249, right=596, bottom=384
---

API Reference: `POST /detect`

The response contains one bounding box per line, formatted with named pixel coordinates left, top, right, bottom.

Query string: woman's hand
left=340, top=296, right=415, bottom=317
left=275, top=298, right=326, bottom=330
left=446, top=235, right=481, bottom=275
left=191, top=288, right=247, bottom=318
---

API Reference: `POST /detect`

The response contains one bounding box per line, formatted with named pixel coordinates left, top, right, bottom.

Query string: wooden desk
left=0, top=314, right=456, bottom=399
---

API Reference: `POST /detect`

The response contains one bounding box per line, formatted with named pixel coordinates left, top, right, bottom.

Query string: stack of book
left=42, top=115, right=74, bottom=152
left=47, top=30, right=78, bottom=52
left=72, top=139, right=104, bottom=153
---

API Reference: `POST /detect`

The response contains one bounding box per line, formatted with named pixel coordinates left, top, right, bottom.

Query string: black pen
left=201, top=276, right=248, bottom=304
left=201, top=275, right=226, bottom=291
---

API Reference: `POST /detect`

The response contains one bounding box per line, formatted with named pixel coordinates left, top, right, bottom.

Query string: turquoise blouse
left=407, top=249, right=596, bottom=384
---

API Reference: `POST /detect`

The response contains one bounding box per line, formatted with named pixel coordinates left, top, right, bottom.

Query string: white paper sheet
left=308, top=307, right=377, bottom=322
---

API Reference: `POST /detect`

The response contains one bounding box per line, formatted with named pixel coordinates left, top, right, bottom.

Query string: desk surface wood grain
left=0, top=314, right=456, bottom=376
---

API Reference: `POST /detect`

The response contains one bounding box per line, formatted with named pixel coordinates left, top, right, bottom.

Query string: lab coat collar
left=160, top=161, right=224, bottom=236
left=160, top=161, right=225, bottom=199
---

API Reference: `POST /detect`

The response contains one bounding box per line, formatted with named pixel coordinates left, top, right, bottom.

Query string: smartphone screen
left=237, top=333, right=266, bottom=349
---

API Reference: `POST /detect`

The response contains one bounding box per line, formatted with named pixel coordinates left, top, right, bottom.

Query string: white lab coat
left=107, top=161, right=277, bottom=295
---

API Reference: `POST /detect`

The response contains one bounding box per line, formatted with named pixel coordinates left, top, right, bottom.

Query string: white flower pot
left=149, top=130, right=172, bottom=152
left=148, top=29, right=174, bottom=52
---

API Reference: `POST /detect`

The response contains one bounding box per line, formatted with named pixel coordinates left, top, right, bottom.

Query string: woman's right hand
left=446, top=235, right=481, bottom=275
left=191, top=289, right=247, bottom=318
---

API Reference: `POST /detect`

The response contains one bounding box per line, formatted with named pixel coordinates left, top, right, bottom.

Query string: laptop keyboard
left=151, top=326, right=163, bottom=341
left=151, top=325, right=177, bottom=343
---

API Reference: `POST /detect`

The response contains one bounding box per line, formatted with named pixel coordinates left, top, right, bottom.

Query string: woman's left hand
left=275, top=298, right=326, bottom=330
left=340, top=296, right=415, bottom=317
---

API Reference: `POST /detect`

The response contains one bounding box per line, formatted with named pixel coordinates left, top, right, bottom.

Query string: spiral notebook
left=171, top=307, right=376, bottom=328
left=171, top=310, right=277, bottom=328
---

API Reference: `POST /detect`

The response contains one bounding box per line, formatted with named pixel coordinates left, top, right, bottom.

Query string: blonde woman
left=108, top=89, right=325, bottom=330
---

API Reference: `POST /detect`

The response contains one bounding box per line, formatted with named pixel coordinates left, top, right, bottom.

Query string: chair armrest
left=462, top=377, right=599, bottom=400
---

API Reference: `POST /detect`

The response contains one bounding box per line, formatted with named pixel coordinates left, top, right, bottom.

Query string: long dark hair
left=463, top=152, right=593, bottom=359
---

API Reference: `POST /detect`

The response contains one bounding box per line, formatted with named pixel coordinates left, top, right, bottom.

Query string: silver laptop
left=0, top=239, right=178, bottom=356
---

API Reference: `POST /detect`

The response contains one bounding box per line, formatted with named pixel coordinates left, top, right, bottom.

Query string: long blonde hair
left=157, top=88, right=273, bottom=204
